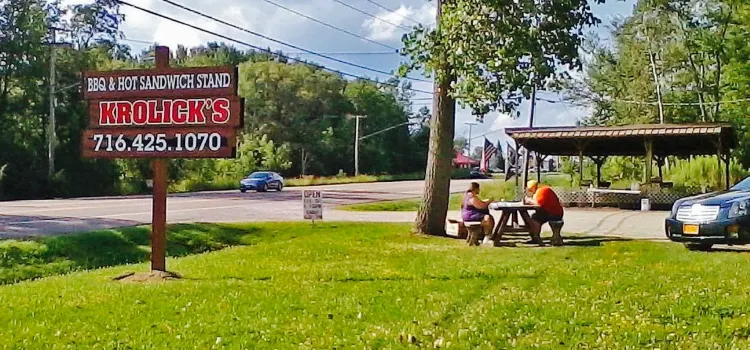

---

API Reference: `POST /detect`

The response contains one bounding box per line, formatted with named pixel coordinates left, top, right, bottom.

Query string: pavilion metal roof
left=505, top=124, right=736, bottom=157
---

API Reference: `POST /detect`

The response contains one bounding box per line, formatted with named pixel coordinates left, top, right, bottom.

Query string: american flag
left=479, top=138, right=498, bottom=172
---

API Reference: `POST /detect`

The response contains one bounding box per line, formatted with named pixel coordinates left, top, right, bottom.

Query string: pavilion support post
left=716, top=136, right=723, bottom=189
left=716, top=136, right=730, bottom=190
left=725, top=152, right=731, bottom=190
left=644, top=139, right=653, bottom=184
left=578, top=149, right=584, bottom=185
left=522, top=148, right=531, bottom=190
left=717, top=154, right=722, bottom=189
left=514, top=140, right=520, bottom=187
left=589, top=156, right=607, bottom=188
left=655, top=156, right=664, bottom=181
left=536, top=154, right=546, bottom=182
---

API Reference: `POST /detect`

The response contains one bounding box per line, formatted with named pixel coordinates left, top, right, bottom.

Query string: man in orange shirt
left=523, top=180, right=564, bottom=242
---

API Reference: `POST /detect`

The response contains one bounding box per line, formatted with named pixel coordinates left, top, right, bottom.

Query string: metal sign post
left=81, top=46, right=244, bottom=272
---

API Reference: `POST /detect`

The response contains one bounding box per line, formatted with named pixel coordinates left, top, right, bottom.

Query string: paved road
left=0, top=179, right=485, bottom=238
left=0, top=178, right=672, bottom=240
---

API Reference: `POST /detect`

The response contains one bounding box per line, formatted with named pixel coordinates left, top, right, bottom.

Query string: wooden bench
left=446, top=219, right=484, bottom=246
left=549, top=220, right=564, bottom=246
left=463, top=221, right=484, bottom=246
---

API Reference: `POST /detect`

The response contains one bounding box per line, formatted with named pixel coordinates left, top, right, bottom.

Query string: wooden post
left=151, top=46, right=170, bottom=272
left=591, top=156, right=606, bottom=187
left=535, top=154, right=544, bottom=182
left=644, top=139, right=653, bottom=184
left=514, top=140, right=520, bottom=187
left=151, top=159, right=167, bottom=271
left=716, top=136, right=731, bottom=190
left=578, top=149, right=584, bottom=185
left=656, top=156, right=663, bottom=181
left=725, top=152, right=730, bottom=190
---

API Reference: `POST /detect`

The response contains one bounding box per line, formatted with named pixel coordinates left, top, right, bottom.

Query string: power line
left=331, top=0, right=411, bottom=31
left=288, top=51, right=398, bottom=55
left=257, top=0, right=400, bottom=51
left=601, top=96, right=750, bottom=106
left=121, top=36, right=396, bottom=56
left=115, top=0, right=435, bottom=95
left=362, top=0, right=422, bottom=25
left=121, top=37, right=154, bottom=45
left=157, top=0, right=430, bottom=83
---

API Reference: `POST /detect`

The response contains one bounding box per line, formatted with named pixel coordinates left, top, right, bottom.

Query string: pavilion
left=505, top=123, right=737, bottom=191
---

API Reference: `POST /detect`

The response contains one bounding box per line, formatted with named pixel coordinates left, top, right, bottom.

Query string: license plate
left=683, top=224, right=699, bottom=235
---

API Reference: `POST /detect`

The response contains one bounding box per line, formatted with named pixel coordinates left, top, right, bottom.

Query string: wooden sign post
left=81, top=46, right=243, bottom=272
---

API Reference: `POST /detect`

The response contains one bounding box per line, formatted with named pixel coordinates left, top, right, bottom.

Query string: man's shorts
left=531, top=209, right=562, bottom=225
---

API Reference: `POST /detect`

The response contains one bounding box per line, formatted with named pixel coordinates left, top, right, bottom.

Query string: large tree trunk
left=413, top=0, right=457, bottom=236
left=413, top=74, right=456, bottom=236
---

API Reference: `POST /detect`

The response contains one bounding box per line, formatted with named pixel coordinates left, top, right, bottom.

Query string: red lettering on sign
left=148, top=101, right=172, bottom=125
left=212, top=98, right=230, bottom=124
left=116, top=102, right=132, bottom=124
left=99, top=101, right=117, bottom=125
left=172, top=100, right=188, bottom=124
left=91, top=97, right=237, bottom=127
left=188, top=99, right=207, bottom=124
left=132, top=100, right=148, bottom=125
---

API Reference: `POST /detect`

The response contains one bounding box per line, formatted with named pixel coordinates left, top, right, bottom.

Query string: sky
left=64, top=0, right=637, bottom=149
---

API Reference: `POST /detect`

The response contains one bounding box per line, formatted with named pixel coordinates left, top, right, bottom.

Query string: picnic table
left=488, top=202, right=543, bottom=246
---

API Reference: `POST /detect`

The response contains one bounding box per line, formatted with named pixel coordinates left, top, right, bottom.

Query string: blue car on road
left=240, top=172, right=284, bottom=193
left=666, top=176, right=750, bottom=251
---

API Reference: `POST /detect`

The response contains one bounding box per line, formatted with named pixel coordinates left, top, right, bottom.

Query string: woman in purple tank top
left=461, top=182, right=495, bottom=240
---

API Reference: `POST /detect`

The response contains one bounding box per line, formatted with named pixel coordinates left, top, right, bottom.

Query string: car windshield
left=731, top=177, right=750, bottom=191
left=248, top=172, right=270, bottom=179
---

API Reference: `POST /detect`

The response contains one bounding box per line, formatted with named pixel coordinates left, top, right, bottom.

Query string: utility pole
left=464, top=121, right=477, bottom=157
left=351, top=115, right=367, bottom=176
left=48, top=27, right=57, bottom=180
left=521, top=85, right=537, bottom=192
left=45, top=27, right=71, bottom=181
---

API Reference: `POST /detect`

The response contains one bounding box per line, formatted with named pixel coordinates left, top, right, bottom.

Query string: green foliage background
left=0, top=1, right=432, bottom=200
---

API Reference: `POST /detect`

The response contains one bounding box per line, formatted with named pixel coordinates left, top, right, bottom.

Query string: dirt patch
left=114, top=270, right=182, bottom=283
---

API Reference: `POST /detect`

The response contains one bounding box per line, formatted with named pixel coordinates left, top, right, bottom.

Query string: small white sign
left=303, top=190, right=323, bottom=220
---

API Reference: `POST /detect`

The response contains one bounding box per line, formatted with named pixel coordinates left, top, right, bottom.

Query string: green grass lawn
left=3, top=222, right=750, bottom=348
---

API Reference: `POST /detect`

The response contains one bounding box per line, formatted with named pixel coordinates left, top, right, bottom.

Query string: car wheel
left=277, top=183, right=283, bottom=192
left=684, top=243, right=713, bottom=251
left=240, top=188, right=247, bottom=193
left=258, top=183, right=268, bottom=192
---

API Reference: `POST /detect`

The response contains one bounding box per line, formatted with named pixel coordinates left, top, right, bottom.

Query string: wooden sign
left=81, top=59, right=242, bottom=159
left=80, top=46, right=244, bottom=273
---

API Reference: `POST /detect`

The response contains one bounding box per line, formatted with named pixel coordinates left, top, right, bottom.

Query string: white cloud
left=363, top=3, right=435, bottom=41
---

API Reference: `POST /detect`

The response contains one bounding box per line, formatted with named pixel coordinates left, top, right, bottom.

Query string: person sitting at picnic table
left=461, top=182, right=495, bottom=238
left=523, top=180, right=564, bottom=239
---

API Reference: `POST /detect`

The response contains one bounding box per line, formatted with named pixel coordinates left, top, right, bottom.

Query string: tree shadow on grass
left=0, top=223, right=264, bottom=285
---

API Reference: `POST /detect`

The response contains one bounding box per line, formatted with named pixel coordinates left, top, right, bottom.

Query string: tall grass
left=667, top=156, right=748, bottom=192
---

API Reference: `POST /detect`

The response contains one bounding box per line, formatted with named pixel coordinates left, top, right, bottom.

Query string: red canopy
left=453, top=151, right=479, bottom=166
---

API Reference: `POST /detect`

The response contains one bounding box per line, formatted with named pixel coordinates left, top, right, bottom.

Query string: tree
left=453, top=137, right=467, bottom=153
left=401, top=0, right=604, bottom=235
left=571, top=0, right=750, bottom=166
